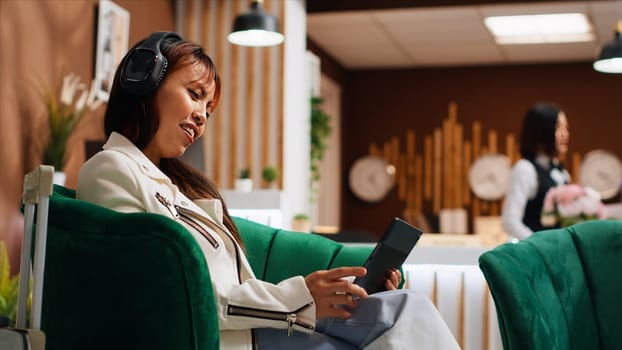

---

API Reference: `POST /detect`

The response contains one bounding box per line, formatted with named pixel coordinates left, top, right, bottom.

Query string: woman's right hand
left=304, top=266, right=368, bottom=320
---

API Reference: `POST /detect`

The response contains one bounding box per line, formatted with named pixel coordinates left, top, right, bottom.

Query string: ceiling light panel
left=485, top=13, right=595, bottom=44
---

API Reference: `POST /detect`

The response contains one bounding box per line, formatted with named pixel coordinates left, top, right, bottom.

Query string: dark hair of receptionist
left=519, top=102, right=562, bottom=161
left=104, top=36, right=244, bottom=249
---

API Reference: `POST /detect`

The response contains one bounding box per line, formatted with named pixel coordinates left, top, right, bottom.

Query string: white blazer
left=77, top=132, right=316, bottom=350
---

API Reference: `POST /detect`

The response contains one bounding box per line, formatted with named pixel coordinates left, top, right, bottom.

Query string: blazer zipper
left=174, top=201, right=244, bottom=284
left=155, top=192, right=244, bottom=283
left=227, top=303, right=315, bottom=336
left=175, top=200, right=242, bottom=284
left=155, top=192, right=219, bottom=249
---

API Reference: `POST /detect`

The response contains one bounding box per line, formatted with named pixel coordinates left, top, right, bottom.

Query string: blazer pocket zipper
left=227, top=303, right=315, bottom=336
left=155, top=192, right=219, bottom=249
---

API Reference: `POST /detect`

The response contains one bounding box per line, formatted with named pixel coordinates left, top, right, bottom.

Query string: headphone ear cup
left=119, top=32, right=182, bottom=96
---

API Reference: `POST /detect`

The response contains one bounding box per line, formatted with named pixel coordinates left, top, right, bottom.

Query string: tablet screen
left=353, top=218, right=423, bottom=294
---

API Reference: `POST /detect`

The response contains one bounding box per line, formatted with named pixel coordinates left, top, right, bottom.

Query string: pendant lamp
left=593, top=21, right=622, bottom=73
left=228, top=0, right=284, bottom=47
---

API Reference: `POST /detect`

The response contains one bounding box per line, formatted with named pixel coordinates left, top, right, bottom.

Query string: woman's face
left=143, top=63, right=215, bottom=164
left=555, top=111, right=570, bottom=156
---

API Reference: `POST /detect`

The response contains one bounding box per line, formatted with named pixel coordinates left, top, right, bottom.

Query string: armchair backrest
left=43, top=186, right=219, bottom=350
left=479, top=220, right=622, bottom=350
left=234, top=218, right=374, bottom=284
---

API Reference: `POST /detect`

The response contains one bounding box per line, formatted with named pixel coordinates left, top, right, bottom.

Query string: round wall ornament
left=468, top=154, right=511, bottom=201
left=579, top=150, right=622, bottom=200
left=348, top=155, right=396, bottom=203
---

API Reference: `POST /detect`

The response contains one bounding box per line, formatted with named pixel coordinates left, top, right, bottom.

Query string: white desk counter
left=345, top=233, right=503, bottom=265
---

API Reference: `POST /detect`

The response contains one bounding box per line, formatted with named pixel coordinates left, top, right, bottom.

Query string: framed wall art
left=94, top=0, right=130, bottom=101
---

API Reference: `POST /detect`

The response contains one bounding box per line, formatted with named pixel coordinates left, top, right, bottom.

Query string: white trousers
left=255, top=290, right=460, bottom=349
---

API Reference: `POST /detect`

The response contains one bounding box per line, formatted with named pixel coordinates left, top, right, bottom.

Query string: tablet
left=354, top=218, right=423, bottom=294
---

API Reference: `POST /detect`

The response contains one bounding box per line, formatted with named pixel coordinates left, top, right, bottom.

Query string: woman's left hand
left=384, top=268, right=402, bottom=290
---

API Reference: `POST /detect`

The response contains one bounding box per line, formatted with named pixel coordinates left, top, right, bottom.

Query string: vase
left=291, top=218, right=311, bottom=233
left=53, top=171, right=66, bottom=186
left=234, top=178, right=253, bottom=192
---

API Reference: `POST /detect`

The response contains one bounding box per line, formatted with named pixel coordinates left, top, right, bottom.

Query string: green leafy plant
left=42, top=73, right=103, bottom=170
left=310, top=97, right=332, bottom=183
left=291, top=213, right=311, bottom=233
left=261, top=166, right=279, bottom=185
left=293, top=213, right=309, bottom=221
left=0, top=241, right=23, bottom=326
left=238, top=168, right=251, bottom=179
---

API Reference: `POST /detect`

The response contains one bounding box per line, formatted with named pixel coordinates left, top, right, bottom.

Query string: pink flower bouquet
left=541, top=184, right=606, bottom=227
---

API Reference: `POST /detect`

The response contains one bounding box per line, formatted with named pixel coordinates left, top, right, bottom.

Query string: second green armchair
left=479, top=220, right=622, bottom=350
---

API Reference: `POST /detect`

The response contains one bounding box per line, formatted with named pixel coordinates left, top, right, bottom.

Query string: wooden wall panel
left=366, top=102, right=522, bottom=233
left=0, top=0, right=175, bottom=273
left=341, top=63, right=621, bottom=236
left=179, top=0, right=285, bottom=189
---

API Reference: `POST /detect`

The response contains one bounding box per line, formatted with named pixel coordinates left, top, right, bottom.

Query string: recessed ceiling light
left=484, top=13, right=595, bottom=44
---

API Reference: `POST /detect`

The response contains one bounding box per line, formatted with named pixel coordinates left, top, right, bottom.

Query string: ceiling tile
left=328, top=45, right=413, bottom=69
left=502, top=42, right=601, bottom=63
left=306, top=1, right=618, bottom=69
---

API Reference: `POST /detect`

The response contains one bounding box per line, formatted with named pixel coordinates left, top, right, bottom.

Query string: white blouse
left=501, top=155, right=570, bottom=240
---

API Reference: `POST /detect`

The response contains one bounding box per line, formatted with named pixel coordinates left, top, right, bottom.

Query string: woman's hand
left=384, top=268, right=402, bottom=291
left=305, top=266, right=368, bottom=320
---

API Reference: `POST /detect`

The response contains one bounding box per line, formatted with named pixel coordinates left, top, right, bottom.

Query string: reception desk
left=345, top=231, right=504, bottom=265
left=345, top=235, right=504, bottom=350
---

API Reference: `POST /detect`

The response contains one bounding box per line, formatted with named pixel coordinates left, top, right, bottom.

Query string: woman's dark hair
left=104, top=35, right=244, bottom=248
left=519, top=102, right=562, bottom=160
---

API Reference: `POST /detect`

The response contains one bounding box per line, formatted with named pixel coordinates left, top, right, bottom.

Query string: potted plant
left=42, top=73, right=103, bottom=184
left=235, top=168, right=253, bottom=192
left=310, top=97, right=332, bottom=203
left=261, top=165, right=279, bottom=189
left=0, top=241, right=23, bottom=327
left=310, top=97, right=332, bottom=184
left=291, top=213, right=311, bottom=233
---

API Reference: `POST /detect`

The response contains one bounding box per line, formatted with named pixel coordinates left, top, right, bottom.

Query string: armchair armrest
left=234, top=218, right=372, bottom=283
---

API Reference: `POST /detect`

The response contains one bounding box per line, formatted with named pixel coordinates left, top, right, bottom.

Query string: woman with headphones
left=77, top=32, right=458, bottom=349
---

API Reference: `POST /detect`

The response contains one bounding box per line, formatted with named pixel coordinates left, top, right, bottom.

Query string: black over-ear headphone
left=120, top=31, right=183, bottom=96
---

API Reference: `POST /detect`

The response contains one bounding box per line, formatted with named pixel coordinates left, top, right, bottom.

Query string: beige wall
left=0, top=0, right=174, bottom=273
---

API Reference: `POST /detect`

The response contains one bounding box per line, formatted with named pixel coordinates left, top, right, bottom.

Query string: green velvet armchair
left=479, top=220, right=622, bottom=350
left=40, top=185, right=373, bottom=350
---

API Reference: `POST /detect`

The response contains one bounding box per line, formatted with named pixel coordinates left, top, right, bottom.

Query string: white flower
left=75, top=89, right=89, bottom=112
left=43, top=72, right=105, bottom=169
left=57, top=73, right=104, bottom=113
left=576, top=189, right=602, bottom=216
left=540, top=184, right=606, bottom=227
left=558, top=200, right=583, bottom=218
left=59, top=73, right=84, bottom=107
left=85, top=79, right=104, bottom=111
left=584, top=187, right=601, bottom=201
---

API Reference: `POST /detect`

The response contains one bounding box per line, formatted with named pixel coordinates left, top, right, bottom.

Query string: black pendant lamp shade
left=228, top=0, right=284, bottom=47
left=593, top=21, right=622, bottom=74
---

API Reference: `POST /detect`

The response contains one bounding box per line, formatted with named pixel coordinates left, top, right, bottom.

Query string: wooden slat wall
left=373, top=101, right=555, bottom=232
left=229, top=0, right=242, bottom=188
left=277, top=0, right=285, bottom=189
left=260, top=0, right=272, bottom=187
left=178, top=0, right=284, bottom=189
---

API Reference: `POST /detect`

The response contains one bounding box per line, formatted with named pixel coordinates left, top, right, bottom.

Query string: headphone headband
left=120, top=31, right=183, bottom=96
